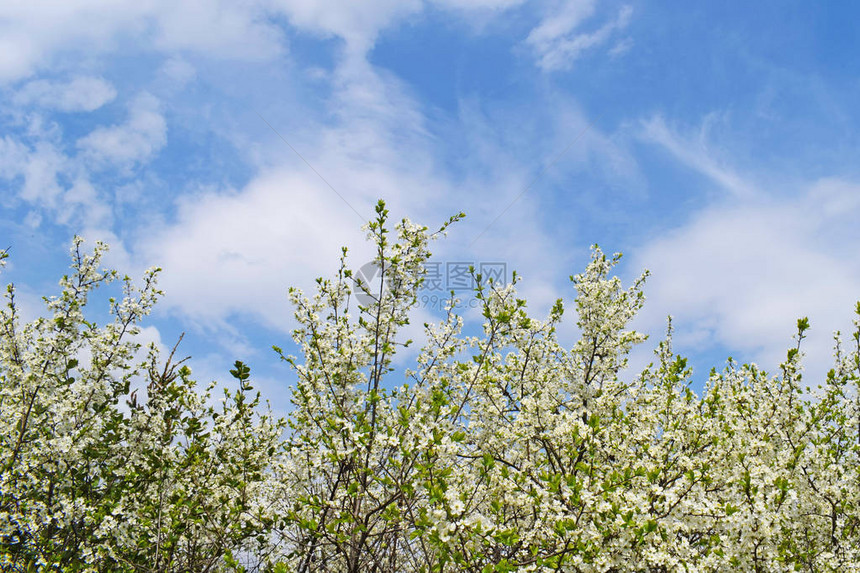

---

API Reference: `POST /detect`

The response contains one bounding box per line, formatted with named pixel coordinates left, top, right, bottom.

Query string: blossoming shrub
left=0, top=241, right=283, bottom=571
left=274, top=202, right=858, bottom=572
left=1, top=203, right=858, bottom=571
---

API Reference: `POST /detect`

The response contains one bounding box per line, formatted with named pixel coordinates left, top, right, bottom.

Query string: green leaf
left=229, top=360, right=251, bottom=382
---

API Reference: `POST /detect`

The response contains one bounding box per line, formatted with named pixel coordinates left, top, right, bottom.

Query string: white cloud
left=0, top=0, right=284, bottom=82
left=151, top=1, right=284, bottom=58
left=0, top=2, right=634, bottom=356
left=264, top=0, right=531, bottom=58
left=139, top=170, right=373, bottom=335
left=13, top=76, right=117, bottom=112
left=608, top=37, right=633, bottom=58
left=60, top=178, right=112, bottom=228
left=0, top=30, right=42, bottom=81
left=429, top=0, right=527, bottom=12
left=632, top=118, right=860, bottom=383
left=0, top=133, right=114, bottom=231
left=528, top=0, right=597, bottom=46
left=23, top=211, right=42, bottom=229
left=131, top=54, right=581, bottom=345
left=159, top=57, right=196, bottom=87
left=0, top=0, right=537, bottom=83
left=526, top=2, right=632, bottom=71
left=0, top=136, right=30, bottom=179
left=18, top=142, right=67, bottom=207
left=77, top=92, right=166, bottom=168
left=269, top=0, right=423, bottom=56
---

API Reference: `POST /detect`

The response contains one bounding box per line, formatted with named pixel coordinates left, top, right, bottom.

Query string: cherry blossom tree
left=1, top=204, right=858, bottom=572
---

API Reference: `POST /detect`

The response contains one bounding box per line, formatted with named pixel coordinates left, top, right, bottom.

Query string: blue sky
left=2, top=1, right=860, bottom=407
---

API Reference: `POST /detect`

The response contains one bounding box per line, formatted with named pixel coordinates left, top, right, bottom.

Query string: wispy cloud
left=132, top=57, right=440, bottom=338
left=526, top=2, right=633, bottom=71
left=640, top=115, right=759, bottom=200
left=130, top=53, right=610, bottom=343
left=13, top=76, right=117, bottom=112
